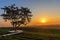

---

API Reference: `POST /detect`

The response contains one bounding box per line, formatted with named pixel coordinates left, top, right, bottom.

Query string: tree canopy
left=1, top=4, right=32, bottom=31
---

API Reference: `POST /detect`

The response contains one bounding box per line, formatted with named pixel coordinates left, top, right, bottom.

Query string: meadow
left=0, top=25, right=60, bottom=40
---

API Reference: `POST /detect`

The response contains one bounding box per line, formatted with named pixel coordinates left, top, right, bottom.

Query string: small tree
left=1, top=4, right=32, bottom=31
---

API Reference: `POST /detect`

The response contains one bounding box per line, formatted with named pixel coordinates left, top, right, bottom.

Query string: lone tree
left=1, top=4, right=32, bottom=31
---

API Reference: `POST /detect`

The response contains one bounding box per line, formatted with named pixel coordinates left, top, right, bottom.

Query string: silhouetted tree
left=1, top=4, right=32, bottom=31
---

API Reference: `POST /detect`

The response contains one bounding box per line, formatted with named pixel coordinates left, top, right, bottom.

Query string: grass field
left=0, top=25, right=60, bottom=40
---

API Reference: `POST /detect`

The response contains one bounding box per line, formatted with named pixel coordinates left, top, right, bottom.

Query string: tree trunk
left=12, top=24, right=17, bottom=32
left=14, top=24, right=17, bottom=32
left=16, top=24, right=21, bottom=30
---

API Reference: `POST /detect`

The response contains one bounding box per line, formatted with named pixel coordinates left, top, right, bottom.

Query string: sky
left=0, top=0, right=60, bottom=27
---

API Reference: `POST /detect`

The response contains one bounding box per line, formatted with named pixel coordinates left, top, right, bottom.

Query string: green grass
left=0, top=26, right=60, bottom=40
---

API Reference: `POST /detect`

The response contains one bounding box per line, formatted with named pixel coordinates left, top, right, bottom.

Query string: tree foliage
left=1, top=4, right=32, bottom=30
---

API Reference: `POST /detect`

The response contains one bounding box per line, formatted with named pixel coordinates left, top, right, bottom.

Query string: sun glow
left=40, top=18, right=47, bottom=23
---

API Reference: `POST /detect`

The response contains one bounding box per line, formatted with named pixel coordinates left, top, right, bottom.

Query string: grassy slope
left=0, top=26, right=60, bottom=40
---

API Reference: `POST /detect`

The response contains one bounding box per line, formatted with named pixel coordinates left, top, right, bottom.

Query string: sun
left=40, top=18, right=47, bottom=23
left=41, top=19, right=46, bottom=23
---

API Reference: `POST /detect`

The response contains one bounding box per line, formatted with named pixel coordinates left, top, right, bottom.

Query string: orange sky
left=0, top=19, right=60, bottom=27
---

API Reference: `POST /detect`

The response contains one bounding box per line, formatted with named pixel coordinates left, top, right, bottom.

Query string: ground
left=0, top=25, right=60, bottom=40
